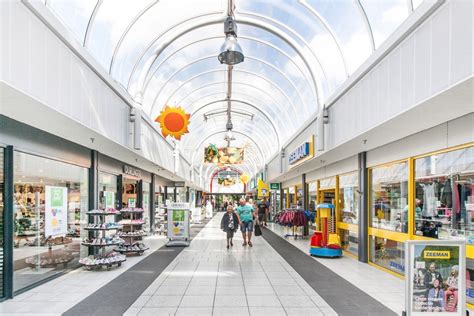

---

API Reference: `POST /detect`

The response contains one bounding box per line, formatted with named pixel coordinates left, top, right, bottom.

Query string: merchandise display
left=274, top=209, right=312, bottom=240
left=24, top=248, right=75, bottom=268
left=81, top=208, right=126, bottom=270
left=84, top=223, right=122, bottom=230
left=79, top=252, right=126, bottom=269
left=117, top=208, right=149, bottom=255
left=309, top=203, right=342, bottom=258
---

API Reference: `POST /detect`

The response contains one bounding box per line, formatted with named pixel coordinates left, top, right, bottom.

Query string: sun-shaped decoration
left=155, top=106, right=191, bottom=140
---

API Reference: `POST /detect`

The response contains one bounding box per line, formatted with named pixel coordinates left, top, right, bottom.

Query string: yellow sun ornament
left=155, top=106, right=191, bottom=140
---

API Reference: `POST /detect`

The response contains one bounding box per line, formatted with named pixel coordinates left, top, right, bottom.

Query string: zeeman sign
left=423, top=250, right=451, bottom=259
left=288, top=135, right=314, bottom=166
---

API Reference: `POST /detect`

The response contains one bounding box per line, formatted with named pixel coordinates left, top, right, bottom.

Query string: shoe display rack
left=80, top=208, right=126, bottom=271
left=115, top=208, right=149, bottom=256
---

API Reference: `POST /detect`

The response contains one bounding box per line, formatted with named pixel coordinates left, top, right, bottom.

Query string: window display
left=340, top=229, right=358, bottom=256
left=414, top=146, right=474, bottom=241
left=176, top=187, right=186, bottom=203
left=308, top=182, right=317, bottom=212
left=370, top=162, right=409, bottom=233
left=98, top=172, right=117, bottom=209
left=370, top=236, right=405, bottom=275
left=166, top=187, right=175, bottom=203
left=142, top=182, right=150, bottom=235
left=339, top=172, right=359, bottom=224
left=122, top=178, right=138, bottom=208
left=0, top=149, right=4, bottom=298
left=13, top=152, right=88, bottom=292
left=288, top=186, right=295, bottom=207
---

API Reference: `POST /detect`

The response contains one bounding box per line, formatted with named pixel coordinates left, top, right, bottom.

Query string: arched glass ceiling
left=44, top=0, right=421, bottom=177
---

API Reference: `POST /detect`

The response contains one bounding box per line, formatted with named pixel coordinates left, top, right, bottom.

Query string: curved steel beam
left=157, top=69, right=300, bottom=119
left=298, top=0, right=349, bottom=76
left=142, top=35, right=314, bottom=98
left=190, top=98, right=280, bottom=149
left=144, top=54, right=309, bottom=113
left=108, top=0, right=159, bottom=74
left=175, top=81, right=307, bottom=120
left=82, top=0, right=103, bottom=47
left=355, top=0, right=376, bottom=51
left=124, top=13, right=322, bottom=104
left=83, top=0, right=102, bottom=47
left=186, top=91, right=288, bottom=127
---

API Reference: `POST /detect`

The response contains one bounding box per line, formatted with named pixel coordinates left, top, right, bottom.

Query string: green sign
left=270, top=183, right=280, bottom=190
left=173, top=210, right=185, bottom=222
left=51, top=187, right=64, bottom=207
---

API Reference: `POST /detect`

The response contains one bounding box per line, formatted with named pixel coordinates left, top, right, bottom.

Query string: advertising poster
left=128, top=198, right=136, bottom=208
left=45, top=186, right=68, bottom=237
left=105, top=191, right=115, bottom=209
left=406, top=240, right=465, bottom=316
left=167, top=203, right=190, bottom=241
left=204, top=145, right=244, bottom=164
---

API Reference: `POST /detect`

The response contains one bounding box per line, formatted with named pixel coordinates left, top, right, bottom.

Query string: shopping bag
left=254, top=223, right=262, bottom=236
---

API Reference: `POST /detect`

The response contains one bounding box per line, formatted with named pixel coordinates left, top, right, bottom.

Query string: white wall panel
left=414, top=20, right=431, bottom=103
left=450, top=0, right=473, bottom=83
left=430, top=5, right=450, bottom=94
left=400, top=34, right=415, bottom=109
left=0, top=1, right=183, bottom=181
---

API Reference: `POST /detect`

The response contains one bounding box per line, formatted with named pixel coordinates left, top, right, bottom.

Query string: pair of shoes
left=230, top=240, right=233, bottom=247
left=227, top=245, right=230, bottom=249
left=248, top=241, right=253, bottom=247
left=242, top=242, right=247, bottom=246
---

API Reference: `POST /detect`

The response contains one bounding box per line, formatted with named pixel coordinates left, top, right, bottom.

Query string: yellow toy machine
left=309, top=203, right=342, bottom=258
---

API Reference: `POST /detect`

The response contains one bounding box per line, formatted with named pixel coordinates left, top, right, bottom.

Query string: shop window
left=308, top=182, right=317, bottom=212
left=122, top=178, right=138, bottom=208
left=176, top=187, right=186, bottom=203
left=296, top=187, right=303, bottom=207
left=13, top=152, right=88, bottom=292
left=0, top=149, right=4, bottom=298
left=467, top=259, right=474, bottom=305
left=415, top=146, right=474, bottom=241
left=98, top=172, right=117, bottom=209
left=370, top=236, right=405, bottom=275
left=320, top=177, right=336, bottom=189
left=370, top=162, right=409, bottom=233
left=288, top=187, right=295, bottom=207
left=340, top=229, right=358, bottom=256
left=142, top=182, right=150, bottom=235
left=339, top=172, right=359, bottom=224
left=166, top=187, right=175, bottom=203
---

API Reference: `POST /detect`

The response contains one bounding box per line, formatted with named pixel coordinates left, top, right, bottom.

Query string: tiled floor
left=266, top=223, right=405, bottom=315
left=124, top=213, right=337, bottom=316
left=0, top=235, right=167, bottom=315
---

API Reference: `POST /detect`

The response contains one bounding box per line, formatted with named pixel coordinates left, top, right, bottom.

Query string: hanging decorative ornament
left=240, top=173, right=250, bottom=185
left=155, top=106, right=191, bottom=140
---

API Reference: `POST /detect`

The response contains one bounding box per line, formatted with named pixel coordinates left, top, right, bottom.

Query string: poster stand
left=166, top=203, right=190, bottom=247
left=404, top=240, right=466, bottom=316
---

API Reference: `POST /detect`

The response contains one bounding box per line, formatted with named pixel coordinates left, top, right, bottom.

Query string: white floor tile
left=214, top=295, right=248, bottom=307
left=213, top=307, right=250, bottom=316
left=179, top=295, right=214, bottom=307
left=246, top=295, right=282, bottom=307
left=249, top=306, right=287, bottom=316
left=145, top=295, right=182, bottom=307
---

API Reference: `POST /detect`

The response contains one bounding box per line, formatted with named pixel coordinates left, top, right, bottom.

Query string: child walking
left=221, top=205, right=239, bottom=249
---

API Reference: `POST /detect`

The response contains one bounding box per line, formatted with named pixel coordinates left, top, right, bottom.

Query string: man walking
left=257, top=198, right=269, bottom=227
left=236, top=198, right=255, bottom=247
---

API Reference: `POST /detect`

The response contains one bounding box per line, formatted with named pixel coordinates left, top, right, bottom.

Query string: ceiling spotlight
left=218, top=16, right=244, bottom=65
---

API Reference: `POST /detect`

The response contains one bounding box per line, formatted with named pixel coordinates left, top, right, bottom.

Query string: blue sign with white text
left=289, top=142, right=310, bottom=165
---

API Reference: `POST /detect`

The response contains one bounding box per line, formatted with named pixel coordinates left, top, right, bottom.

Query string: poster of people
left=406, top=240, right=465, bottom=316
left=45, top=186, right=68, bottom=237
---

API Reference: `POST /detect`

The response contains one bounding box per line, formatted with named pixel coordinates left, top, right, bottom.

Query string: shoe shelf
left=80, top=208, right=126, bottom=270
left=118, top=208, right=148, bottom=255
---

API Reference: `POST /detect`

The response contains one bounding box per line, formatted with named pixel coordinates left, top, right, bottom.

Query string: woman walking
left=221, top=205, right=239, bottom=249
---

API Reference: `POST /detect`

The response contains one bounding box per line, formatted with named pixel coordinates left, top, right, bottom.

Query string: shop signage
left=405, top=240, right=465, bottom=315
left=174, top=181, right=185, bottom=187
left=123, top=165, right=141, bottom=178
left=270, top=183, right=280, bottom=190
left=167, top=203, right=190, bottom=246
left=45, top=186, right=68, bottom=237
left=288, top=135, right=314, bottom=166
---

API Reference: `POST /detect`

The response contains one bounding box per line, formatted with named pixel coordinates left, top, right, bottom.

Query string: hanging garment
left=452, top=181, right=461, bottom=214
left=422, top=183, right=437, bottom=217
left=440, top=179, right=452, bottom=207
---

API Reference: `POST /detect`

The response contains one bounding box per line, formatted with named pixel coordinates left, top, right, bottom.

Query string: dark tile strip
left=261, top=228, right=397, bottom=316
left=63, top=219, right=210, bottom=316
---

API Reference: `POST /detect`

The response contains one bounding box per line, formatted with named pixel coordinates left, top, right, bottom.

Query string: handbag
left=254, top=222, right=262, bottom=236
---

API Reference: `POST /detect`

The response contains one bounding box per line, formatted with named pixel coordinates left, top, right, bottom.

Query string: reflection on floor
left=124, top=213, right=337, bottom=316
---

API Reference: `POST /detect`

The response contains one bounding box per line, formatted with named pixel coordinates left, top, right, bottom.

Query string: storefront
left=338, top=172, right=359, bottom=257
left=1, top=116, right=91, bottom=297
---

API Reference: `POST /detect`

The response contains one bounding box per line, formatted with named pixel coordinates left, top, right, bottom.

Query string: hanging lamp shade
left=218, top=35, right=244, bottom=65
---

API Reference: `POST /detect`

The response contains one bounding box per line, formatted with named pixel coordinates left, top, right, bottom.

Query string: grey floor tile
left=138, top=307, right=177, bottom=316
left=179, top=295, right=214, bottom=307
left=286, top=307, right=324, bottom=315
left=214, top=295, right=248, bottom=307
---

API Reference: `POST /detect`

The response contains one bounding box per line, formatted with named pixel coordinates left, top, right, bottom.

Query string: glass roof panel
left=86, top=0, right=153, bottom=71
left=360, top=0, right=409, bottom=48
left=110, top=0, right=224, bottom=87
left=303, top=0, right=373, bottom=73
left=47, top=0, right=97, bottom=42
